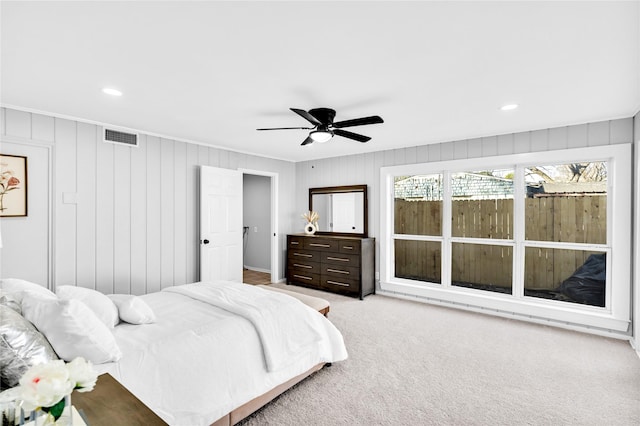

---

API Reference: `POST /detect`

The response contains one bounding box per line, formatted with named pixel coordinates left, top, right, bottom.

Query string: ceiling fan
left=257, top=107, right=384, bottom=145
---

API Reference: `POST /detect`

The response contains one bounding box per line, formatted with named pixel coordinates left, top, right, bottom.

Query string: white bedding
left=95, top=281, right=347, bottom=425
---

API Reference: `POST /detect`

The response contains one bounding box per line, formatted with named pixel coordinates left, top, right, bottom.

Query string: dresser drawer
left=288, top=236, right=306, bottom=250
left=321, top=252, right=360, bottom=267
left=287, top=269, right=320, bottom=286
left=322, top=264, right=360, bottom=279
left=288, top=259, right=320, bottom=274
left=320, top=276, right=359, bottom=294
left=338, top=240, right=361, bottom=254
left=288, top=249, right=321, bottom=262
left=303, top=238, right=340, bottom=252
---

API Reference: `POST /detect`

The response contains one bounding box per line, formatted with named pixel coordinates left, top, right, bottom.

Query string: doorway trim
left=0, top=136, right=54, bottom=290
left=239, top=168, right=279, bottom=284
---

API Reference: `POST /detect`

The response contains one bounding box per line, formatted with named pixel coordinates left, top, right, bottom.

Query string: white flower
left=66, top=357, right=98, bottom=392
left=19, top=360, right=74, bottom=410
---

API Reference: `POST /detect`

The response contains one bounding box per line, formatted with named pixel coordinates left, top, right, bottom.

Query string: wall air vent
left=103, top=128, right=138, bottom=147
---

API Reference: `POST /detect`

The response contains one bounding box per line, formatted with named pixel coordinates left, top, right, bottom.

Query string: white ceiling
left=1, top=1, right=639, bottom=162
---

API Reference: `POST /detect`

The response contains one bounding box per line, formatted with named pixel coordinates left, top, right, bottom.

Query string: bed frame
left=211, top=362, right=326, bottom=425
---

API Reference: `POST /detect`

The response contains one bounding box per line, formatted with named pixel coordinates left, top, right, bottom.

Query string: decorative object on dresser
left=301, top=210, right=319, bottom=235
left=287, top=234, right=375, bottom=299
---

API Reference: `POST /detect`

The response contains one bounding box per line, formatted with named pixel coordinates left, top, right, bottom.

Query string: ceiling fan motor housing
left=308, top=108, right=336, bottom=125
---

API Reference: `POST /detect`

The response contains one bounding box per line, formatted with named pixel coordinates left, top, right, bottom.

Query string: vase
left=304, top=222, right=317, bottom=235
left=30, top=395, right=73, bottom=426
left=0, top=399, right=19, bottom=426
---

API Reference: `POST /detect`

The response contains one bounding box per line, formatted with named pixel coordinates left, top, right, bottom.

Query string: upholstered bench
left=258, top=285, right=330, bottom=316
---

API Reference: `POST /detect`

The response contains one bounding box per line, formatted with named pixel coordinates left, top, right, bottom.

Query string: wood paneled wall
left=295, top=118, right=634, bottom=280
left=0, top=108, right=296, bottom=294
left=1, top=107, right=634, bottom=297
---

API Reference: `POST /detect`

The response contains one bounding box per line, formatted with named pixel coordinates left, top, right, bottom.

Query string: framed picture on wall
left=0, top=154, right=28, bottom=217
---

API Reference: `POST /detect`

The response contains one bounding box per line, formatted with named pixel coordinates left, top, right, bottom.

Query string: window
left=523, top=161, right=607, bottom=307
left=380, top=145, right=631, bottom=333
left=393, top=174, right=443, bottom=283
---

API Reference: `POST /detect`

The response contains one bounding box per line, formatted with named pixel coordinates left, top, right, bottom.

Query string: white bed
left=93, top=281, right=348, bottom=425
left=1, top=278, right=347, bottom=426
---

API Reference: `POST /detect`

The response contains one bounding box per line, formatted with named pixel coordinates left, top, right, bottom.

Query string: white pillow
left=56, top=285, right=119, bottom=328
left=21, top=293, right=122, bottom=364
left=107, top=294, right=156, bottom=324
left=0, top=278, right=56, bottom=303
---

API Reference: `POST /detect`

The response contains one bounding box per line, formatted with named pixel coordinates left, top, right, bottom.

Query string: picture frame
left=0, top=154, right=28, bottom=217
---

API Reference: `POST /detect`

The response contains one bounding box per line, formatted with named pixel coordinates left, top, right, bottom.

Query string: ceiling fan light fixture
left=102, top=87, right=122, bottom=96
left=310, top=130, right=333, bottom=143
left=500, top=103, right=518, bottom=111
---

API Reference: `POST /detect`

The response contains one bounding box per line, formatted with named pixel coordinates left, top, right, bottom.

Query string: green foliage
left=43, top=397, right=66, bottom=420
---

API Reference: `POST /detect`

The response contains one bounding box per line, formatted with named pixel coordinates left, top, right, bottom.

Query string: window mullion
left=442, top=170, right=452, bottom=288
left=513, top=165, right=526, bottom=298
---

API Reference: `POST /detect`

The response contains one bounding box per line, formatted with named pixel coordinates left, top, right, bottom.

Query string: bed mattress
left=94, top=281, right=347, bottom=425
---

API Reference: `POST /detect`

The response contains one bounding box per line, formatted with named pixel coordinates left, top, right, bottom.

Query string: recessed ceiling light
left=102, top=87, right=122, bottom=96
left=500, top=104, right=518, bottom=111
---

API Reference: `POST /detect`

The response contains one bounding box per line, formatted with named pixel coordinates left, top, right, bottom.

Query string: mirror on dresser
left=309, top=185, right=368, bottom=237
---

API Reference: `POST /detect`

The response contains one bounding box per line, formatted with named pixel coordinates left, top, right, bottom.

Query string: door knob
left=202, top=239, right=210, bottom=244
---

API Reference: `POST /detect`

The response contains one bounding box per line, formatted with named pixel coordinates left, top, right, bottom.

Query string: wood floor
left=243, top=269, right=272, bottom=285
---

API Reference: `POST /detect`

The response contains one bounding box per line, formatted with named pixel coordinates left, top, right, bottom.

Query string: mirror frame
left=308, top=184, right=368, bottom=237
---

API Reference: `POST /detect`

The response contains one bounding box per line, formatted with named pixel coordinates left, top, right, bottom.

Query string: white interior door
left=200, top=166, right=242, bottom=282
left=332, top=193, right=356, bottom=232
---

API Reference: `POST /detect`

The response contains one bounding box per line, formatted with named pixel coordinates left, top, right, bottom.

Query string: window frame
left=380, top=144, right=631, bottom=333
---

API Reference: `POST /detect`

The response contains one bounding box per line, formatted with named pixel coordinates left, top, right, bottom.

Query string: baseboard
left=630, top=337, right=640, bottom=359
left=377, top=289, right=632, bottom=340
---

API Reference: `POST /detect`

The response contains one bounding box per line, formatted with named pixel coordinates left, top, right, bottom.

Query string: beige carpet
left=240, top=284, right=640, bottom=425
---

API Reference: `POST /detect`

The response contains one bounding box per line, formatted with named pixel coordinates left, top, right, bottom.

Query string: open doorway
left=240, top=169, right=278, bottom=285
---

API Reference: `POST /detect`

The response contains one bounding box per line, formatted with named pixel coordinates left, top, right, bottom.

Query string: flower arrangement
left=18, top=357, right=97, bottom=422
left=0, top=168, right=20, bottom=212
left=302, top=210, right=319, bottom=225
left=302, top=210, right=320, bottom=235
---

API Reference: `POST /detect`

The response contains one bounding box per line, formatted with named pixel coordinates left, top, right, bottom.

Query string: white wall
left=1, top=105, right=636, bottom=343
left=0, top=107, right=296, bottom=293
left=296, top=118, right=633, bottom=260
left=295, top=117, right=636, bottom=337
left=243, top=174, right=271, bottom=272
left=0, top=141, right=51, bottom=286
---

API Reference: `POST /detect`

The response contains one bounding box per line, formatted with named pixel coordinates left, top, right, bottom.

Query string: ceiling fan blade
left=301, top=135, right=315, bottom=146
left=332, top=115, right=384, bottom=128
left=256, top=126, right=313, bottom=131
left=290, top=108, right=322, bottom=126
left=333, top=129, right=371, bottom=143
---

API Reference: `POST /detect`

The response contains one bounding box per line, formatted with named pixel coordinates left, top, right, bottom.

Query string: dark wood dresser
left=286, top=234, right=375, bottom=299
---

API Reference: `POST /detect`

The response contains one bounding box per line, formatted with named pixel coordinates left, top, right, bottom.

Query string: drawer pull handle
left=291, top=241, right=299, bottom=245
left=294, top=253, right=312, bottom=258
left=327, top=280, right=350, bottom=287
left=327, top=268, right=349, bottom=275
left=327, top=257, right=349, bottom=262
left=293, top=274, right=313, bottom=281
left=342, top=246, right=354, bottom=250
left=309, top=243, right=331, bottom=248
left=293, top=264, right=312, bottom=269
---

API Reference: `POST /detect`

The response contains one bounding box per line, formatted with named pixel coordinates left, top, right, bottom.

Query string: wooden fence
left=394, top=196, right=606, bottom=289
